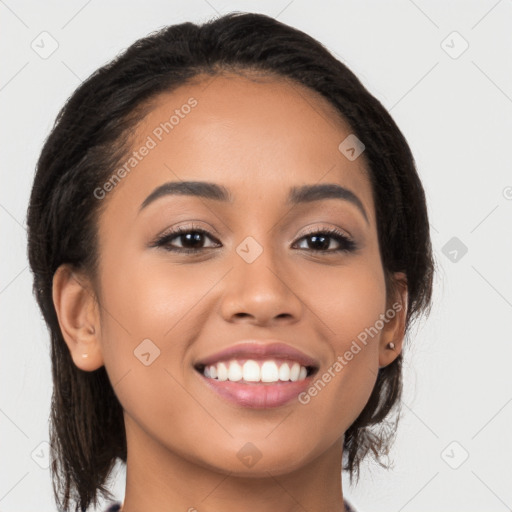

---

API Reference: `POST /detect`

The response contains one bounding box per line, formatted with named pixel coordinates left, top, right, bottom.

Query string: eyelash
left=152, top=224, right=357, bottom=255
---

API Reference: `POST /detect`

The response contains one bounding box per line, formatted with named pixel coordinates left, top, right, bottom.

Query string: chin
left=190, top=438, right=321, bottom=478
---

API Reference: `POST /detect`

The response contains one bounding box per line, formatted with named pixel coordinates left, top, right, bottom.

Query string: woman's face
left=63, top=73, right=406, bottom=476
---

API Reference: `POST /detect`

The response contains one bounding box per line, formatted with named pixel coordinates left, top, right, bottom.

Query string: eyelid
left=155, top=220, right=221, bottom=240
left=296, top=223, right=353, bottom=240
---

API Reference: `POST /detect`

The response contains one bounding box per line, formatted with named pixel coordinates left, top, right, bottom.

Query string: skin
left=52, top=73, right=408, bottom=512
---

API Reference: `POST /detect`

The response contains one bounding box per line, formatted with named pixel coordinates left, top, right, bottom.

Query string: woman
left=26, top=12, right=434, bottom=512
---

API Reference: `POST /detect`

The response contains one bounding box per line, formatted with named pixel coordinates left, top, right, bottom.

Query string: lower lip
left=198, top=371, right=313, bottom=409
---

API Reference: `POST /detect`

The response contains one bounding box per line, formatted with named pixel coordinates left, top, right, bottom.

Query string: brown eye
left=153, top=227, right=221, bottom=253
left=293, top=229, right=356, bottom=253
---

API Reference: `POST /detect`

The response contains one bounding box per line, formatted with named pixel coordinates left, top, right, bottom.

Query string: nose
left=218, top=246, right=303, bottom=327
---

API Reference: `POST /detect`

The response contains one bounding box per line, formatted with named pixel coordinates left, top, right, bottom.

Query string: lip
left=194, top=340, right=320, bottom=368
left=199, top=375, right=315, bottom=409
left=194, top=340, right=320, bottom=409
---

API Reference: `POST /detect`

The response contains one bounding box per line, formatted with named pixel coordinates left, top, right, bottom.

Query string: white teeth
left=278, top=363, right=290, bottom=381
left=203, top=359, right=310, bottom=383
left=290, top=362, right=301, bottom=382
left=227, top=361, right=243, bottom=381
left=217, top=362, right=228, bottom=381
left=261, top=361, right=279, bottom=382
left=243, top=360, right=260, bottom=382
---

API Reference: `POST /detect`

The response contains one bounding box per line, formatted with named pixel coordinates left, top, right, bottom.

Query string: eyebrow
left=139, top=180, right=369, bottom=224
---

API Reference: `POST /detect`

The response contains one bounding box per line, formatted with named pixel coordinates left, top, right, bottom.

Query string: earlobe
left=52, top=264, right=104, bottom=371
left=378, top=271, right=408, bottom=369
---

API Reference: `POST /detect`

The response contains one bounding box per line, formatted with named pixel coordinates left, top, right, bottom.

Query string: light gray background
left=1, top=1, right=511, bottom=511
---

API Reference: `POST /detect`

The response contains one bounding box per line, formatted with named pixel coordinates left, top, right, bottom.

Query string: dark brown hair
left=26, top=11, right=435, bottom=511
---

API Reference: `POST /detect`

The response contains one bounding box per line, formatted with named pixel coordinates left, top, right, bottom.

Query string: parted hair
left=26, top=12, right=435, bottom=511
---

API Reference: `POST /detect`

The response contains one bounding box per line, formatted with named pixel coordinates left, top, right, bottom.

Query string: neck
left=120, top=416, right=347, bottom=512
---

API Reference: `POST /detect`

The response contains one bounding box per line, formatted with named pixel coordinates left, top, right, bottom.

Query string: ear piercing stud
left=387, top=342, right=395, bottom=350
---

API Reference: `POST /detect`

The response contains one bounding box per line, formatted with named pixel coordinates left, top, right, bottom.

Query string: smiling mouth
left=194, top=358, right=318, bottom=384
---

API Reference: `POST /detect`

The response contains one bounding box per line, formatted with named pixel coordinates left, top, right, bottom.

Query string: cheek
left=97, top=256, right=204, bottom=426
left=97, top=254, right=227, bottom=402
left=298, top=259, right=387, bottom=413
left=100, top=252, right=218, bottom=339
left=302, top=257, right=387, bottom=343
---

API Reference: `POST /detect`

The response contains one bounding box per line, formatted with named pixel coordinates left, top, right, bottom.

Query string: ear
left=378, top=271, right=408, bottom=369
left=52, top=264, right=104, bottom=371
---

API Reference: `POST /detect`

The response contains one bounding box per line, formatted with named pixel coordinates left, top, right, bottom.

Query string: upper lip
left=194, top=340, right=320, bottom=369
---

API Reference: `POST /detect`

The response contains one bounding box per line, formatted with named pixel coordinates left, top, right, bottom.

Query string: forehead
left=100, top=73, right=374, bottom=224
